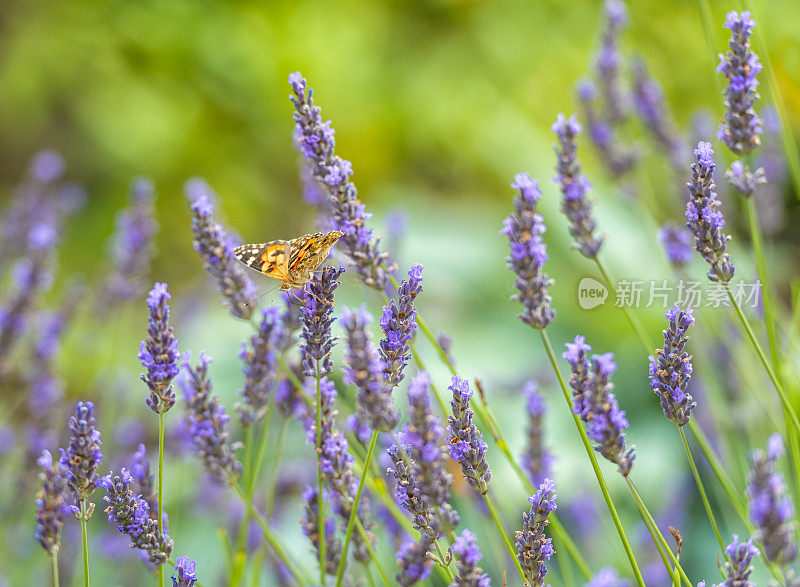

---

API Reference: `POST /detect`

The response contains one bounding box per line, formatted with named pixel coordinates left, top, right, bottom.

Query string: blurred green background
left=1, top=0, right=799, bottom=584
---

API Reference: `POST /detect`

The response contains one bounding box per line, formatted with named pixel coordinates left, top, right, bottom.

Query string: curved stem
left=539, top=330, right=645, bottom=586
left=335, top=429, right=379, bottom=587
left=158, top=412, right=166, bottom=587
left=483, top=491, right=528, bottom=584
left=80, top=500, right=90, bottom=587
left=355, top=518, right=391, bottom=587
left=680, top=427, right=726, bottom=554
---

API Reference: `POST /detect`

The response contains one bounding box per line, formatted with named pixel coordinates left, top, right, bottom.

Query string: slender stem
left=539, top=330, right=645, bottom=586
left=549, top=516, right=592, bottom=580
left=483, top=491, right=528, bottom=584
left=594, top=257, right=655, bottom=350
left=355, top=518, right=391, bottom=587
left=336, top=429, right=379, bottom=587
left=630, top=491, right=677, bottom=586
left=250, top=404, right=276, bottom=493
left=431, top=538, right=455, bottom=582
left=50, top=552, right=59, bottom=587
left=265, top=419, right=289, bottom=516
left=696, top=0, right=724, bottom=98
left=315, top=366, right=326, bottom=586
left=552, top=533, right=576, bottom=587
left=158, top=412, right=166, bottom=587
left=680, top=427, right=725, bottom=554
left=232, top=482, right=310, bottom=586
left=79, top=500, right=90, bottom=587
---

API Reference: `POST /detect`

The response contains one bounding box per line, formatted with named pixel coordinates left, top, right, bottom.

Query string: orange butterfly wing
left=233, top=241, right=290, bottom=283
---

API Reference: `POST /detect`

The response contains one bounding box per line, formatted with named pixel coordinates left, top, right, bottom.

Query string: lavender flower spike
left=182, top=351, right=243, bottom=484
left=450, top=529, right=491, bottom=586
left=34, top=450, right=69, bottom=555
left=446, top=376, right=491, bottom=494
left=172, top=556, right=198, bottom=587
left=300, top=266, right=344, bottom=379
left=61, top=401, right=103, bottom=504
left=380, top=263, right=423, bottom=386
left=718, top=534, right=759, bottom=586
left=289, top=72, right=393, bottom=290
left=342, top=305, right=399, bottom=432
left=502, top=173, right=555, bottom=329
left=139, top=282, right=180, bottom=414
left=717, top=11, right=762, bottom=156
left=100, top=469, right=173, bottom=564
left=685, top=142, right=735, bottom=283
left=515, top=478, right=557, bottom=586
left=649, top=306, right=696, bottom=426
left=746, top=434, right=797, bottom=566
left=387, top=444, right=437, bottom=540
left=563, top=336, right=636, bottom=476
left=658, top=224, right=693, bottom=268
left=521, top=380, right=553, bottom=488
left=552, top=114, right=604, bottom=259
left=187, top=179, right=256, bottom=319
left=131, top=443, right=158, bottom=517
left=396, top=537, right=434, bottom=586
left=300, top=486, right=341, bottom=575
left=597, top=0, right=629, bottom=124
left=238, top=307, right=284, bottom=425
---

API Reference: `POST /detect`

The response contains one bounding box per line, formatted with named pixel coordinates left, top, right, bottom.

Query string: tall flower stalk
left=515, top=478, right=557, bottom=587
left=35, top=450, right=69, bottom=587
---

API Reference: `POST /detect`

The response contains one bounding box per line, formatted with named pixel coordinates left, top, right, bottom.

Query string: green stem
left=315, top=366, right=326, bottom=587
left=158, top=412, right=166, bottom=587
left=697, top=0, right=724, bottom=98
left=539, top=330, right=645, bottom=587
left=250, top=404, right=275, bottom=493
left=483, top=492, right=528, bottom=584
left=679, top=427, right=725, bottom=554
left=265, top=419, right=289, bottom=516
left=80, top=500, right=90, bottom=587
left=355, top=518, right=391, bottom=587
left=232, top=482, right=310, bottom=586
left=594, top=257, right=655, bottom=350
left=50, top=551, right=59, bottom=587
left=552, top=533, right=576, bottom=587
left=335, top=429, right=379, bottom=587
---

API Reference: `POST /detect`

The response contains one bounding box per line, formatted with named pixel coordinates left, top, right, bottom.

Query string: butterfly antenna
left=245, top=283, right=281, bottom=308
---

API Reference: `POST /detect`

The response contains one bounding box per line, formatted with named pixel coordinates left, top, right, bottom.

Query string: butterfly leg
left=299, top=283, right=334, bottom=307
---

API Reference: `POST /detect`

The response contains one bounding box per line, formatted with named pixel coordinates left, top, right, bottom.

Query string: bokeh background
left=1, top=0, right=799, bottom=584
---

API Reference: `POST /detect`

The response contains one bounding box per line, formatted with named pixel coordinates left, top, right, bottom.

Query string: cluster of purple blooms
left=649, top=306, right=696, bottom=427
left=300, top=266, right=344, bottom=378
left=138, top=282, right=180, bottom=414
left=238, top=306, right=284, bottom=425
left=521, top=380, right=553, bottom=488
left=446, top=377, right=492, bottom=494
left=380, top=264, right=423, bottom=386
left=698, top=534, right=759, bottom=587
left=515, top=478, right=557, bottom=586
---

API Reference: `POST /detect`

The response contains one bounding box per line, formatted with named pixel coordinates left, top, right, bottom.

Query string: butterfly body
left=234, top=230, right=343, bottom=291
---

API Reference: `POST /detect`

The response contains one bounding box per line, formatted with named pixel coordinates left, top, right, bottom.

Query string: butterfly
left=233, top=230, right=343, bottom=293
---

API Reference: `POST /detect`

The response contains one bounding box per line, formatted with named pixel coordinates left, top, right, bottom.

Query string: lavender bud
left=100, top=469, right=173, bottom=564
left=186, top=179, right=256, bottom=319
left=552, top=115, right=604, bottom=259
left=685, top=142, right=735, bottom=283
left=289, top=72, right=393, bottom=290
left=502, top=173, right=555, bottom=329
left=131, top=443, right=158, bottom=518
left=717, top=11, right=762, bottom=155
left=300, top=266, right=345, bottom=378
left=181, top=351, right=243, bottom=484
left=239, top=307, right=284, bottom=425
left=450, top=529, right=491, bottom=586
left=300, top=486, right=341, bottom=575
left=139, top=282, right=180, bottom=414
left=396, top=537, right=434, bottom=586
left=746, top=434, right=797, bottom=566
left=171, top=556, right=198, bottom=587
left=726, top=160, right=766, bottom=198
left=380, top=264, right=423, bottom=386
left=343, top=305, right=399, bottom=432
left=34, top=450, right=69, bottom=555
left=446, top=376, right=491, bottom=494
left=563, top=337, right=635, bottom=476
left=659, top=224, right=694, bottom=268
left=387, top=444, right=437, bottom=540
left=515, top=478, right=557, bottom=586
left=521, top=380, right=553, bottom=488
left=61, top=401, right=103, bottom=503
left=649, top=306, right=696, bottom=426
left=718, top=534, right=759, bottom=586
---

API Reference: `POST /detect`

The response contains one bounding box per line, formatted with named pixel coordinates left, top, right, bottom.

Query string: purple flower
left=300, top=266, right=345, bottom=378
left=596, top=0, right=629, bottom=124
left=450, top=529, right=491, bottom=586
left=342, top=305, right=399, bottom=432
left=100, top=469, right=173, bottom=564
left=61, top=401, right=103, bottom=503
left=658, top=224, right=693, bottom=267
left=685, top=142, right=735, bottom=283
left=446, top=377, right=491, bottom=494
left=716, top=534, right=759, bottom=586
left=401, top=371, right=460, bottom=535
left=187, top=179, right=257, bottom=319
left=521, top=380, right=553, bottom=488
left=395, top=537, right=433, bottom=586
left=171, top=556, right=198, bottom=587
left=103, top=177, right=158, bottom=305
left=502, top=173, right=555, bottom=330
left=289, top=72, right=394, bottom=290
left=181, top=351, right=243, bottom=484
left=34, top=450, right=69, bottom=555
left=379, top=264, right=423, bottom=386
left=131, top=443, right=158, bottom=518
left=387, top=444, right=437, bottom=539
left=239, top=307, right=284, bottom=425
left=726, top=159, right=766, bottom=198
left=746, top=434, right=797, bottom=565
left=29, top=151, right=65, bottom=184
left=515, top=478, right=557, bottom=585
left=649, top=306, right=696, bottom=426
left=717, top=11, right=762, bottom=155
left=587, top=567, right=629, bottom=587
left=563, top=336, right=636, bottom=476
left=300, top=486, right=341, bottom=575
left=139, top=282, right=180, bottom=414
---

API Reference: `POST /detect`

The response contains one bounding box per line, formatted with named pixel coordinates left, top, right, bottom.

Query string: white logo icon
left=578, top=277, right=608, bottom=309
